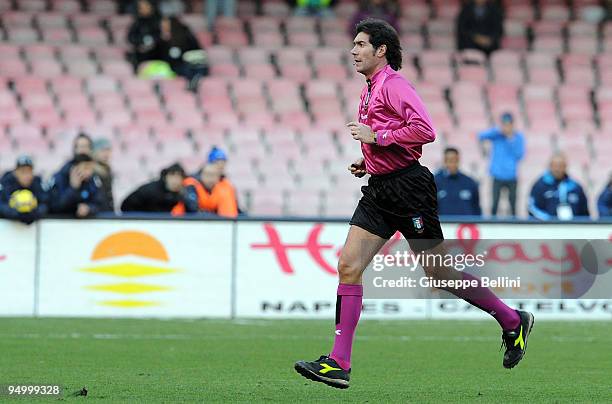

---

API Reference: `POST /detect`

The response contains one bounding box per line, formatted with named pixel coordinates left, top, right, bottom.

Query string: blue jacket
left=528, top=171, right=589, bottom=220
left=0, top=171, right=49, bottom=222
left=49, top=161, right=105, bottom=215
left=597, top=183, right=612, bottom=218
left=478, top=127, right=525, bottom=180
left=434, top=169, right=481, bottom=216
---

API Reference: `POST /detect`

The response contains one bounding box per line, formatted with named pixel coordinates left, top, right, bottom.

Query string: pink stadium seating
left=0, top=0, right=607, bottom=217
left=2, top=11, right=33, bottom=27
left=237, top=48, right=270, bottom=65
left=24, top=44, right=57, bottom=60
left=50, top=0, right=81, bottom=13
left=211, top=64, right=241, bottom=77
left=36, top=13, right=68, bottom=28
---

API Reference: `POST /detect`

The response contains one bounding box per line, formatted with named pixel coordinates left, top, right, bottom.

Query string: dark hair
left=444, top=147, right=460, bottom=156
left=73, top=132, right=93, bottom=150
left=161, top=163, right=186, bottom=178
left=355, top=18, right=402, bottom=71
left=73, top=153, right=94, bottom=164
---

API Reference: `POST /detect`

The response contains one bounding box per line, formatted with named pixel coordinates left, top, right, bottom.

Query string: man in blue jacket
left=597, top=174, right=611, bottom=218
left=434, top=147, right=481, bottom=216
left=478, top=112, right=525, bottom=217
left=49, top=153, right=106, bottom=218
left=0, top=156, right=49, bottom=224
left=528, top=153, right=589, bottom=220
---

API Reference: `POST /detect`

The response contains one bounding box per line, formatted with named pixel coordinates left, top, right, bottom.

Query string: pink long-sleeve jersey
left=358, top=64, right=436, bottom=175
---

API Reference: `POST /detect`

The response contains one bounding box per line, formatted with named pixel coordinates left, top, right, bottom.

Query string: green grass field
left=0, top=318, right=610, bottom=403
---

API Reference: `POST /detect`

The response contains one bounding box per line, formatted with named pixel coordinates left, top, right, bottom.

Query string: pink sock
left=329, top=283, right=362, bottom=371
left=452, top=272, right=520, bottom=330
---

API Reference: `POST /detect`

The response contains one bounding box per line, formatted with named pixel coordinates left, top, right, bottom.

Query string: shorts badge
left=412, top=216, right=424, bottom=234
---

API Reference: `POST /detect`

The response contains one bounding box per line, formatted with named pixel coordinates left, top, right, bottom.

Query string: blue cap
left=207, top=146, right=227, bottom=163
left=501, top=112, right=514, bottom=124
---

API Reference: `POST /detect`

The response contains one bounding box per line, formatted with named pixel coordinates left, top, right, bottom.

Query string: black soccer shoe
left=294, top=355, right=350, bottom=389
left=502, top=310, right=535, bottom=369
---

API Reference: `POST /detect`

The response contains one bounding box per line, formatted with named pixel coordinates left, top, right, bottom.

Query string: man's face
left=351, top=32, right=384, bottom=76
left=78, top=161, right=95, bottom=179
left=138, top=0, right=153, bottom=16
left=95, top=148, right=112, bottom=164
left=501, top=121, right=514, bottom=136
left=74, top=138, right=92, bottom=156
left=14, top=166, right=34, bottom=188
left=212, top=159, right=226, bottom=173
left=550, top=156, right=567, bottom=180
left=444, top=151, right=459, bottom=175
left=165, top=172, right=183, bottom=192
left=201, top=165, right=222, bottom=190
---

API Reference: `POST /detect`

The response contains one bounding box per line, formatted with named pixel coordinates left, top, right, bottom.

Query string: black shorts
left=349, top=162, right=444, bottom=252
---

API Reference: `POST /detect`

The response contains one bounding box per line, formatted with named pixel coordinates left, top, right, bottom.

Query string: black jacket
left=95, top=162, right=115, bottom=212
left=120, top=178, right=198, bottom=213
left=127, top=14, right=162, bottom=66
left=49, top=161, right=106, bottom=216
left=456, top=1, right=503, bottom=54
left=0, top=171, right=49, bottom=224
left=157, top=18, right=201, bottom=71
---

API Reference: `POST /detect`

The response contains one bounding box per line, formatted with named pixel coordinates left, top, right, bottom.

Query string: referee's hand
left=348, top=157, right=367, bottom=178
left=347, top=122, right=375, bottom=144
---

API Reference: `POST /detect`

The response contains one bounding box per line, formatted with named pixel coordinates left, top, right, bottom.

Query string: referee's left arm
left=375, top=79, right=436, bottom=148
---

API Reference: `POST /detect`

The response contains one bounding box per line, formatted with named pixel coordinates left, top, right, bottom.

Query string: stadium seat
left=243, top=63, right=277, bottom=79
left=278, top=64, right=312, bottom=81
left=13, top=77, right=48, bottom=94
left=211, top=63, right=241, bottom=77
left=7, top=27, right=39, bottom=44
left=87, top=0, right=116, bottom=15
left=541, top=4, right=570, bottom=21
left=50, top=0, right=81, bottom=13
left=77, top=26, right=109, bottom=46
left=23, top=43, right=57, bottom=61
left=236, top=48, right=271, bottom=66
left=99, top=60, right=133, bottom=78
left=2, top=11, right=33, bottom=27
left=36, top=13, right=68, bottom=29
left=217, top=31, right=249, bottom=47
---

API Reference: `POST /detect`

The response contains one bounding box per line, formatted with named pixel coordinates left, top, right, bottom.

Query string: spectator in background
left=49, top=154, right=105, bottom=218
left=127, top=0, right=162, bottom=71
left=93, top=138, right=115, bottom=212
left=172, top=164, right=238, bottom=217
left=157, top=15, right=208, bottom=87
left=73, top=132, right=93, bottom=156
left=206, top=0, right=236, bottom=29
left=597, top=174, right=612, bottom=217
left=478, top=112, right=525, bottom=217
left=206, top=146, right=241, bottom=211
left=529, top=153, right=589, bottom=221
left=349, top=0, right=400, bottom=35
left=293, top=0, right=335, bottom=17
left=120, top=163, right=198, bottom=214
left=434, top=147, right=481, bottom=217
left=0, top=156, right=49, bottom=225
left=207, top=146, right=228, bottom=177
left=456, top=0, right=503, bottom=56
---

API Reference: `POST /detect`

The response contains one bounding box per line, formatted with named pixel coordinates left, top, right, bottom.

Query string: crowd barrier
left=1, top=217, right=611, bottom=320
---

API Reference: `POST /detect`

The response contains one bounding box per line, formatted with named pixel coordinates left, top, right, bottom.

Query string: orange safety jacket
left=172, top=177, right=238, bottom=217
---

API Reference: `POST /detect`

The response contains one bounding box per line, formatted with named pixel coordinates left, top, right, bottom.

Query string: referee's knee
left=337, top=258, right=362, bottom=284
